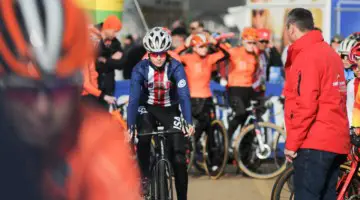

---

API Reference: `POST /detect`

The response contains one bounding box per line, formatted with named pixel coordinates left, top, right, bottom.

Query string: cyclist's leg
left=293, top=149, right=339, bottom=200
left=149, top=105, right=188, bottom=200
left=171, top=133, right=188, bottom=200
left=227, top=87, right=249, bottom=141
left=320, top=155, right=347, bottom=200
left=136, top=106, right=155, bottom=180
left=191, top=98, right=207, bottom=142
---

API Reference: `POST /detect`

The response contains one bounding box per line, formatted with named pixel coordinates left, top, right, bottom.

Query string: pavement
left=186, top=166, right=276, bottom=200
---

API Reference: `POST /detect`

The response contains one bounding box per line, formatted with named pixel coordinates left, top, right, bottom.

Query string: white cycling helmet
left=338, top=32, right=360, bottom=55
left=338, top=38, right=357, bottom=55
left=143, top=27, right=172, bottom=53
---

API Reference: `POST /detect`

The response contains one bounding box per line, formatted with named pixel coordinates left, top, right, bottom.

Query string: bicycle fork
left=253, top=120, right=271, bottom=160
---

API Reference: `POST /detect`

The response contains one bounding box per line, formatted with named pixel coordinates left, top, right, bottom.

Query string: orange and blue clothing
left=179, top=43, right=229, bottom=98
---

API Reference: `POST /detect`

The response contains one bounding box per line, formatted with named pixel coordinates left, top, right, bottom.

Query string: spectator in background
left=171, top=27, right=188, bottom=51
left=331, top=34, right=343, bottom=51
left=172, top=19, right=187, bottom=29
left=123, top=34, right=135, bottom=53
left=284, top=8, right=349, bottom=200
left=226, top=27, right=259, bottom=143
left=255, top=28, right=283, bottom=94
left=95, top=15, right=126, bottom=106
left=189, top=20, right=205, bottom=34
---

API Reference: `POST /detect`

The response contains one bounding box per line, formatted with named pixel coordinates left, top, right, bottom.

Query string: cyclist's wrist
left=99, top=92, right=105, bottom=100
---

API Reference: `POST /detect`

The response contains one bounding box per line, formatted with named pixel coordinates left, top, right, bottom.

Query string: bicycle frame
left=244, top=101, right=268, bottom=154
left=336, top=146, right=360, bottom=200
left=138, top=128, right=182, bottom=200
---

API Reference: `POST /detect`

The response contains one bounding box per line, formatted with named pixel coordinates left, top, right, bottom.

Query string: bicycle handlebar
left=138, top=129, right=184, bottom=136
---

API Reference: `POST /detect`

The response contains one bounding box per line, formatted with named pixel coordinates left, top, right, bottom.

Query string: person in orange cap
left=81, top=25, right=117, bottom=106
left=254, top=28, right=283, bottom=95
left=225, top=27, right=260, bottom=141
left=95, top=15, right=126, bottom=107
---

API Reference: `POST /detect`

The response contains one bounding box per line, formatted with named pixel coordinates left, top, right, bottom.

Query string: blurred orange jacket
left=82, top=62, right=101, bottom=97
left=66, top=106, right=140, bottom=200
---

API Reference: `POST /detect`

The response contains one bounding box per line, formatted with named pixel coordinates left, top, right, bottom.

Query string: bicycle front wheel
left=271, top=165, right=294, bottom=200
left=234, top=122, right=287, bottom=179
left=156, top=160, right=173, bottom=200
left=203, top=120, right=229, bottom=180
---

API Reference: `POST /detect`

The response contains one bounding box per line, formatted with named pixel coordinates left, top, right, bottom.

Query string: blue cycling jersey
left=345, top=68, right=355, bottom=83
left=127, top=59, right=192, bottom=127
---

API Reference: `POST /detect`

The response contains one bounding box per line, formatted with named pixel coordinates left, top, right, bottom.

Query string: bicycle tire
left=203, top=120, right=229, bottom=180
left=234, top=122, right=287, bottom=179
left=157, top=159, right=173, bottom=200
left=271, top=165, right=294, bottom=200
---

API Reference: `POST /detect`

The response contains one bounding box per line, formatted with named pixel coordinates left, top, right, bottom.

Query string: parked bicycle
left=186, top=98, right=228, bottom=180
left=212, top=90, right=287, bottom=179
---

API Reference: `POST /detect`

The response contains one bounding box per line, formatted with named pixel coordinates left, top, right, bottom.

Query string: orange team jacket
left=66, top=106, right=141, bottom=200
left=82, top=62, right=102, bottom=97
left=353, top=84, right=360, bottom=127
left=142, top=50, right=181, bottom=61
left=180, top=50, right=225, bottom=98
left=227, top=46, right=258, bottom=87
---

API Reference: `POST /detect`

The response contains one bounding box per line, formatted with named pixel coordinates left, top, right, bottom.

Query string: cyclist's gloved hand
left=183, top=123, right=195, bottom=137
left=127, top=125, right=138, bottom=144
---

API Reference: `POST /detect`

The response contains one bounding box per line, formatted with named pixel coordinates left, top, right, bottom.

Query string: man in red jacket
left=284, top=8, right=350, bottom=200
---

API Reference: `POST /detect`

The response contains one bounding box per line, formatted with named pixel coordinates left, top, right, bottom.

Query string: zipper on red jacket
left=297, top=71, right=301, bottom=96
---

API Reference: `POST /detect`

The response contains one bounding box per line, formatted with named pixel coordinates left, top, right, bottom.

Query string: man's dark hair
left=313, top=27, right=322, bottom=33
left=171, top=27, right=188, bottom=37
left=191, top=20, right=204, bottom=28
left=286, top=8, right=314, bottom=32
left=125, top=34, right=134, bottom=41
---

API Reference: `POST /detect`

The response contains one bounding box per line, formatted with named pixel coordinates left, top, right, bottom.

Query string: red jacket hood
left=285, top=30, right=323, bottom=68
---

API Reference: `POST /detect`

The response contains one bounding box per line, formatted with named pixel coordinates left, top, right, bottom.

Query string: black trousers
left=191, top=97, right=213, bottom=142
left=137, top=104, right=188, bottom=200
left=227, top=87, right=255, bottom=140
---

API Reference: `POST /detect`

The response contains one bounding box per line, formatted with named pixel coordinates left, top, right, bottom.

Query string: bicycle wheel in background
left=203, top=120, right=229, bottom=180
left=234, top=122, right=287, bottom=179
left=270, top=165, right=294, bottom=200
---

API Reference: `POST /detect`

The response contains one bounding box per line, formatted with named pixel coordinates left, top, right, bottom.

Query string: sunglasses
left=1, top=74, right=81, bottom=104
left=340, top=54, right=348, bottom=60
left=245, top=41, right=256, bottom=45
left=5, top=85, right=79, bottom=105
left=252, top=9, right=265, bottom=17
left=331, top=40, right=342, bottom=44
left=258, top=40, right=269, bottom=44
left=149, top=52, right=167, bottom=58
left=190, top=26, right=198, bottom=30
